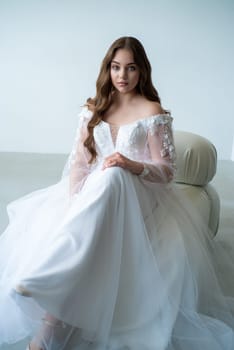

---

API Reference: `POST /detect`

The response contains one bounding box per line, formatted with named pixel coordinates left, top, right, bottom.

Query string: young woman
left=0, top=37, right=234, bottom=350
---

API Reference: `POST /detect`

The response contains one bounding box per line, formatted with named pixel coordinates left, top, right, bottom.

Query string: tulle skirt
left=0, top=167, right=234, bottom=349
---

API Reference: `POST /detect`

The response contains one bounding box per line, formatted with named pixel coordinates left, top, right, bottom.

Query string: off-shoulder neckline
left=81, top=106, right=172, bottom=127
left=101, top=113, right=171, bottom=128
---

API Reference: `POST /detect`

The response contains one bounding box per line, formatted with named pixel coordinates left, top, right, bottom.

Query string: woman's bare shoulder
left=138, top=99, right=166, bottom=116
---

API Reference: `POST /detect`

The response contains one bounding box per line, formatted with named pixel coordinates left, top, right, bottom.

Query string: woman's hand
left=102, top=152, right=144, bottom=175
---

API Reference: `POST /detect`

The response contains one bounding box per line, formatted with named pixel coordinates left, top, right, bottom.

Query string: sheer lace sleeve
left=139, top=114, right=176, bottom=183
left=69, top=120, right=91, bottom=197
left=62, top=108, right=92, bottom=197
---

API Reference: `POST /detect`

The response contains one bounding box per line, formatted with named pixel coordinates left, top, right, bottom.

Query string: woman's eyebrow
left=111, top=60, right=136, bottom=65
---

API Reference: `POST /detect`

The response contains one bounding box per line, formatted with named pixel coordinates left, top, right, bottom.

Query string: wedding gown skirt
left=0, top=166, right=234, bottom=350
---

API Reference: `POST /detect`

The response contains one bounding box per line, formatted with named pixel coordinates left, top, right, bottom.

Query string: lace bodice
left=65, top=107, right=176, bottom=196
left=94, top=117, right=175, bottom=162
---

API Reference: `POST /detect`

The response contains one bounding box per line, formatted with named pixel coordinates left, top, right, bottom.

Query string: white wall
left=0, top=0, right=233, bottom=159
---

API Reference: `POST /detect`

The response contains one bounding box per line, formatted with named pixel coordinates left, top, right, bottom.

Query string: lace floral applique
left=148, top=115, right=176, bottom=163
left=160, top=123, right=175, bottom=161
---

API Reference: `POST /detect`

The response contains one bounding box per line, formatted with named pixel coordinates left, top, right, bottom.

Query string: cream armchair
left=174, top=131, right=220, bottom=236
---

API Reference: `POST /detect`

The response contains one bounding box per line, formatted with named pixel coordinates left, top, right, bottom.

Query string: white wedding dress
left=0, top=107, right=234, bottom=350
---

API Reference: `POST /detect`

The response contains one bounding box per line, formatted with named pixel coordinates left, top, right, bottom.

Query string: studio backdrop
left=0, top=0, right=233, bottom=159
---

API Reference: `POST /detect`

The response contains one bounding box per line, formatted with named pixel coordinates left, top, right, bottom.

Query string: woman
left=0, top=36, right=234, bottom=350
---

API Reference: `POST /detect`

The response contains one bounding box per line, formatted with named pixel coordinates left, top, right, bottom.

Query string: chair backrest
left=174, top=131, right=217, bottom=186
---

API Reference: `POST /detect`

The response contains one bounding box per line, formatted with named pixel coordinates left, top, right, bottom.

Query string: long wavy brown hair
left=84, top=36, right=162, bottom=163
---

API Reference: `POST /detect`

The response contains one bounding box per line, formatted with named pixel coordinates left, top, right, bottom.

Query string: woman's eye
left=111, top=65, right=119, bottom=71
left=128, top=66, right=136, bottom=71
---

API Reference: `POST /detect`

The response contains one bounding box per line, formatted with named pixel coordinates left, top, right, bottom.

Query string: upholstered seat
left=174, top=131, right=220, bottom=236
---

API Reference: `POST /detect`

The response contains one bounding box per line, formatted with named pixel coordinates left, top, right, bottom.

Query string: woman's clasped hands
left=102, top=152, right=144, bottom=175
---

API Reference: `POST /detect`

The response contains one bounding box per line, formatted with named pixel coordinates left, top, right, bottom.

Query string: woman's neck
left=113, top=90, right=139, bottom=107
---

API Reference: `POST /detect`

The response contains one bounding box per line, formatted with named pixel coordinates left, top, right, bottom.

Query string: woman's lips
left=117, top=82, right=128, bottom=86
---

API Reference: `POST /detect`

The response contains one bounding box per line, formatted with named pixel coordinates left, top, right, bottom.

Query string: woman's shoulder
left=135, top=97, right=168, bottom=117
left=142, top=100, right=166, bottom=116
left=138, top=100, right=172, bottom=129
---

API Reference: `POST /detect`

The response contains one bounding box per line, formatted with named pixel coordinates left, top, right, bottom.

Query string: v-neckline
left=108, top=124, right=120, bottom=147
left=98, top=112, right=171, bottom=150
left=102, top=122, right=120, bottom=149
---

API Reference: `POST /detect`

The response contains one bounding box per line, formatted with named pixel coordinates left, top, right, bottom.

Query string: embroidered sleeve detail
left=139, top=114, right=176, bottom=183
left=147, top=114, right=172, bottom=135
left=148, top=115, right=176, bottom=163
left=160, top=122, right=176, bottom=162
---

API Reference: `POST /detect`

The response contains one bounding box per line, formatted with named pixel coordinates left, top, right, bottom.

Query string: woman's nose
left=119, top=68, right=127, bottom=79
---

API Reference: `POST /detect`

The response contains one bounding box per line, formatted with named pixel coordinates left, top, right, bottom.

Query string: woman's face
left=110, top=49, right=140, bottom=94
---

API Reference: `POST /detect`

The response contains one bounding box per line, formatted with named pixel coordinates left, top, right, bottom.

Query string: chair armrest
left=174, top=131, right=217, bottom=186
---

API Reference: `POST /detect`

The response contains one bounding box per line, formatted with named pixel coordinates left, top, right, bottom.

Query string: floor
left=0, top=153, right=233, bottom=349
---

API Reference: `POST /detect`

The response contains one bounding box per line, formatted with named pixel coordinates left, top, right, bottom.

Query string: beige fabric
left=174, top=131, right=217, bottom=186
left=174, top=183, right=220, bottom=236
left=173, top=131, right=220, bottom=236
